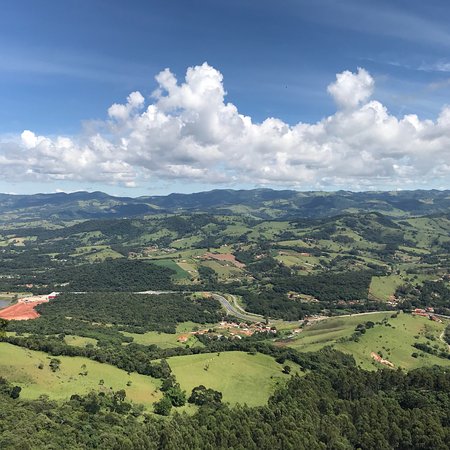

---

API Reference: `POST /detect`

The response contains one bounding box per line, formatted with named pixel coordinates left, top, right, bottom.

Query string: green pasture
left=72, top=245, right=123, bottom=261
left=150, top=258, right=190, bottom=280
left=369, top=275, right=405, bottom=301
left=168, top=351, right=300, bottom=406
left=335, top=313, right=450, bottom=370
left=284, top=312, right=394, bottom=353
left=200, top=260, right=244, bottom=279
left=175, top=321, right=217, bottom=332
left=170, top=236, right=204, bottom=249
left=284, top=312, right=450, bottom=371
left=122, top=331, right=204, bottom=349
left=64, top=335, right=98, bottom=347
left=0, top=342, right=161, bottom=407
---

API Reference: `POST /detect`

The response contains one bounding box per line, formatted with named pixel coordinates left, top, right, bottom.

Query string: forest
left=32, top=292, right=223, bottom=333
left=0, top=349, right=449, bottom=449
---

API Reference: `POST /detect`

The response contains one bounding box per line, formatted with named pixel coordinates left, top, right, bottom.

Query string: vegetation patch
left=168, top=351, right=299, bottom=406
left=0, top=342, right=161, bottom=407
left=36, top=292, right=223, bottom=333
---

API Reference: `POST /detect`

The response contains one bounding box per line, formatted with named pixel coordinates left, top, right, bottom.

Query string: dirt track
left=0, top=296, right=49, bottom=320
left=204, top=252, right=246, bottom=268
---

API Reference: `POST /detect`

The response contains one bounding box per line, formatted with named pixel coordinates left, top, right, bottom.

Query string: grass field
left=122, top=330, right=204, bottom=349
left=176, top=260, right=198, bottom=279
left=72, top=245, right=123, bottom=261
left=64, top=335, right=98, bottom=347
left=369, top=275, right=405, bottom=300
left=170, top=236, right=204, bottom=249
left=0, top=342, right=161, bottom=407
left=335, top=313, right=450, bottom=370
left=150, top=258, right=190, bottom=280
left=285, top=313, right=394, bottom=353
left=168, top=351, right=300, bottom=406
left=200, top=260, right=244, bottom=279
left=284, top=312, right=450, bottom=370
left=175, top=321, right=217, bottom=332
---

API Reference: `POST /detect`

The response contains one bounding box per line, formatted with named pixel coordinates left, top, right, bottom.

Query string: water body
left=0, top=299, right=10, bottom=309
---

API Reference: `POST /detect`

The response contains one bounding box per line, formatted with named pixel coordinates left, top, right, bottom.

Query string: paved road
left=136, top=290, right=396, bottom=325
left=211, top=293, right=264, bottom=322
left=84, top=290, right=449, bottom=327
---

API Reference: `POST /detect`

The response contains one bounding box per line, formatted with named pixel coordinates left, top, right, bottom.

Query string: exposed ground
left=0, top=296, right=49, bottom=320
left=204, top=252, right=246, bottom=268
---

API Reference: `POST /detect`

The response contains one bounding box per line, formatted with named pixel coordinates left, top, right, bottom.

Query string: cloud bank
left=1, top=63, right=450, bottom=190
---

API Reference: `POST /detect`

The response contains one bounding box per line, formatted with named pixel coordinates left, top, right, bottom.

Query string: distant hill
left=0, top=188, right=449, bottom=223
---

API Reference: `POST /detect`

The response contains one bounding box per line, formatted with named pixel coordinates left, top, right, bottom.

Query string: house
left=412, top=308, right=428, bottom=317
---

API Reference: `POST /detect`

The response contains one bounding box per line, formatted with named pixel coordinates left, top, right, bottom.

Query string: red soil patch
left=204, top=252, right=246, bottom=268
left=0, top=296, right=49, bottom=321
left=370, top=352, right=394, bottom=368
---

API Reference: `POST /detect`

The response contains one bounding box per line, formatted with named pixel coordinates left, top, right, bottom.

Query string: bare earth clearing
left=0, top=295, right=49, bottom=320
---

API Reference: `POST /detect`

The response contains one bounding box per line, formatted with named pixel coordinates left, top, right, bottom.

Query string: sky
left=1, top=0, right=450, bottom=196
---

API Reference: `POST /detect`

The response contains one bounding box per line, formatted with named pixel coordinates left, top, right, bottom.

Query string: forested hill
left=1, top=350, right=449, bottom=449
left=1, top=188, right=450, bottom=222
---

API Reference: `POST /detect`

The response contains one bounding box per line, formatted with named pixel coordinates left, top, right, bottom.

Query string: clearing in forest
left=168, top=351, right=300, bottom=406
left=0, top=342, right=161, bottom=408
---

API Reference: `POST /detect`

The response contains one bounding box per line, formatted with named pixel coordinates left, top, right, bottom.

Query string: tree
left=49, top=358, right=61, bottom=372
left=0, top=318, right=7, bottom=338
left=154, top=395, right=172, bottom=416
left=84, top=392, right=101, bottom=414
left=188, top=385, right=222, bottom=406
left=10, top=386, right=21, bottom=399
left=166, top=386, right=186, bottom=407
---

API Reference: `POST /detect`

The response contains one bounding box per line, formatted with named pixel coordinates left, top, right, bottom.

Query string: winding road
left=211, top=293, right=264, bottom=322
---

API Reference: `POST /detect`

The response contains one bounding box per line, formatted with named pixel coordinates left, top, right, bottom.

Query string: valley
left=1, top=189, right=449, bottom=448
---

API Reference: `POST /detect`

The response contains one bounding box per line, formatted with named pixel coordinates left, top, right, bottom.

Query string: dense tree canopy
left=0, top=354, right=449, bottom=449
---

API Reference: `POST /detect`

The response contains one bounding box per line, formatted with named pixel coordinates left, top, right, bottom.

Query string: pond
left=0, top=299, right=11, bottom=310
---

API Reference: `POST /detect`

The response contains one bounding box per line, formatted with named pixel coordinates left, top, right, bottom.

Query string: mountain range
left=1, top=189, right=449, bottom=223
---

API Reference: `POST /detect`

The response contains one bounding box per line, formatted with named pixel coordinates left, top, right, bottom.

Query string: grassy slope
left=64, top=335, right=98, bottom=347
left=285, top=313, right=393, bottom=353
left=0, top=342, right=161, bottom=407
left=335, top=313, right=450, bottom=371
left=284, top=312, right=450, bottom=370
left=168, top=351, right=299, bottom=406
left=150, top=258, right=190, bottom=280
left=369, top=275, right=404, bottom=300
left=122, top=331, right=204, bottom=349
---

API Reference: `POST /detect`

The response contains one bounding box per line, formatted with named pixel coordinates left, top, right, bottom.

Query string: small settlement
left=177, top=320, right=277, bottom=343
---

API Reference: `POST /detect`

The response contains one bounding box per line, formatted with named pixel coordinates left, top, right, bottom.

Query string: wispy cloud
left=303, top=0, right=450, bottom=48
left=419, top=60, right=450, bottom=73
left=0, top=44, right=154, bottom=84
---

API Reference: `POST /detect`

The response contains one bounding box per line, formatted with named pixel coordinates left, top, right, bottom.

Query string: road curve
left=211, top=293, right=264, bottom=322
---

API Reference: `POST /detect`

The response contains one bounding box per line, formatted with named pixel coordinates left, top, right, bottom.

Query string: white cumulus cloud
left=327, top=67, right=374, bottom=110
left=1, top=62, right=450, bottom=190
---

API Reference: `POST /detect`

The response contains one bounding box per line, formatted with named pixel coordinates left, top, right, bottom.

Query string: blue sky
left=1, top=0, right=450, bottom=195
